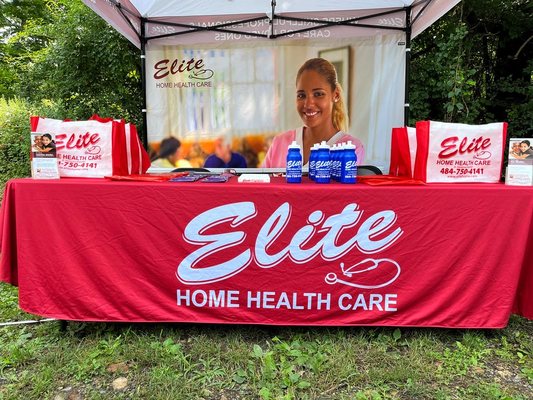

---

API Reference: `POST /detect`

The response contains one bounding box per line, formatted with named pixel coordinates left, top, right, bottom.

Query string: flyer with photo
left=506, top=138, right=533, bottom=186
left=31, top=132, right=59, bottom=179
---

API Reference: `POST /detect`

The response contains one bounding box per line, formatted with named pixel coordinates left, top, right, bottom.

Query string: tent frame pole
left=404, top=7, right=412, bottom=126
left=140, top=18, right=148, bottom=149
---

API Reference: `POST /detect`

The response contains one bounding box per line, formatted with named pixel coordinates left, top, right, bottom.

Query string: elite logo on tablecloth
left=174, top=201, right=403, bottom=314
left=177, top=201, right=403, bottom=285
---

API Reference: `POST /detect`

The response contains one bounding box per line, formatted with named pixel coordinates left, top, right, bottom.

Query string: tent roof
left=83, top=0, right=460, bottom=47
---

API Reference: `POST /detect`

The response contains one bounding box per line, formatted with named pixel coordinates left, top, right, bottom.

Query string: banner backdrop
left=146, top=36, right=405, bottom=168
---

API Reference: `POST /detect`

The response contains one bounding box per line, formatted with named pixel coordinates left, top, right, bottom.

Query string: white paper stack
left=237, top=174, right=271, bottom=183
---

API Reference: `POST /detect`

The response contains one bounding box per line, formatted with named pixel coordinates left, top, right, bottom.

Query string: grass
left=1, top=282, right=532, bottom=399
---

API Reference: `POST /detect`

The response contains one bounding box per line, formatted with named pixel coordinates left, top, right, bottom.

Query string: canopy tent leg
left=140, top=18, right=148, bottom=149
left=404, top=7, right=412, bottom=127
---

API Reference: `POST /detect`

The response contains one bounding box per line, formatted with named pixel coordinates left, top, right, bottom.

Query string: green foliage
left=0, top=0, right=51, bottom=98
left=409, top=0, right=533, bottom=138
left=25, top=1, right=141, bottom=123
left=0, top=327, right=43, bottom=372
left=410, top=21, right=480, bottom=123
left=432, top=333, right=490, bottom=382
left=0, top=97, right=32, bottom=190
left=0, top=283, right=22, bottom=321
left=76, top=336, right=124, bottom=379
left=0, top=0, right=142, bottom=125
left=246, top=335, right=331, bottom=399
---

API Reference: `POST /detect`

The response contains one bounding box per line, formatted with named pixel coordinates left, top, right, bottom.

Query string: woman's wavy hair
left=152, top=137, right=181, bottom=162
left=296, top=57, right=348, bottom=132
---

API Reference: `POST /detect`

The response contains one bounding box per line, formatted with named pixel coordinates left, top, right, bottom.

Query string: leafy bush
left=0, top=97, right=32, bottom=191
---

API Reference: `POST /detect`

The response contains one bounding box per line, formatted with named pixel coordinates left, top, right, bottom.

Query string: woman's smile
left=303, top=110, right=319, bottom=119
left=296, top=69, right=336, bottom=133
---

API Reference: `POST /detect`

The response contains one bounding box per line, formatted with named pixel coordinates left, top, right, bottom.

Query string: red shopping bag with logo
left=125, top=122, right=151, bottom=174
left=413, top=121, right=507, bottom=183
left=89, top=115, right=151, bottom=175
left=30, top=116, right=149, bottom=178
left=389, top=126, right=417, bottom=178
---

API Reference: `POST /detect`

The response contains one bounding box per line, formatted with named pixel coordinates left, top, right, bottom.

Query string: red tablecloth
left=1, top=177, right=532, bottom=327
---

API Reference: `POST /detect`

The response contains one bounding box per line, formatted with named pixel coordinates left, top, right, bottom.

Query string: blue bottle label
left=341, top=149, right=357, bottom=183
left=286, top=149, right=302, bottom=183
left=315, top=159, right=331, bottom=183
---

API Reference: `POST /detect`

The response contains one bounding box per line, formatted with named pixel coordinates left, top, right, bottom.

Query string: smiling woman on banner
left=261, top=58, right=365, bottom=167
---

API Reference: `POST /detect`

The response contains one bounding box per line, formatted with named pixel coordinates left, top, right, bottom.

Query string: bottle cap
left=343, top=140, right=356, bottom=149
left=288, top=140, right=300, bottom=149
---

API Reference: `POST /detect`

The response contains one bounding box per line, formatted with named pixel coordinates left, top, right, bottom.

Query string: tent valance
left=83, top=0, right=460, bottom=47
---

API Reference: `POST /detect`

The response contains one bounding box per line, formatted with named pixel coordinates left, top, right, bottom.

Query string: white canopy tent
left=82, top=0, right=460, bottom=169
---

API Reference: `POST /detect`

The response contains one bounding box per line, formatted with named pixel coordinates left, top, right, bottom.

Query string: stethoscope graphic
left=474, top=151, right=491, bottom=160
left=85, top=146, right=101, bottom=155
left=189, top=69, right=214, bottom=80
left=325, top=258, right=401, bottom=289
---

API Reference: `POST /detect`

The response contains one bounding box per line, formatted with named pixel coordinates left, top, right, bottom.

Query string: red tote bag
left=413, top=121, right=507, bottom=183
left=89, top=115, right=151, bottom=175
left=31, top=116, right=120, bottom=178
left=31, top=116, right=150, bottom=178
left=389, top=126, right=417, bottom=178
left=124, top=122, right=151, bottom=174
